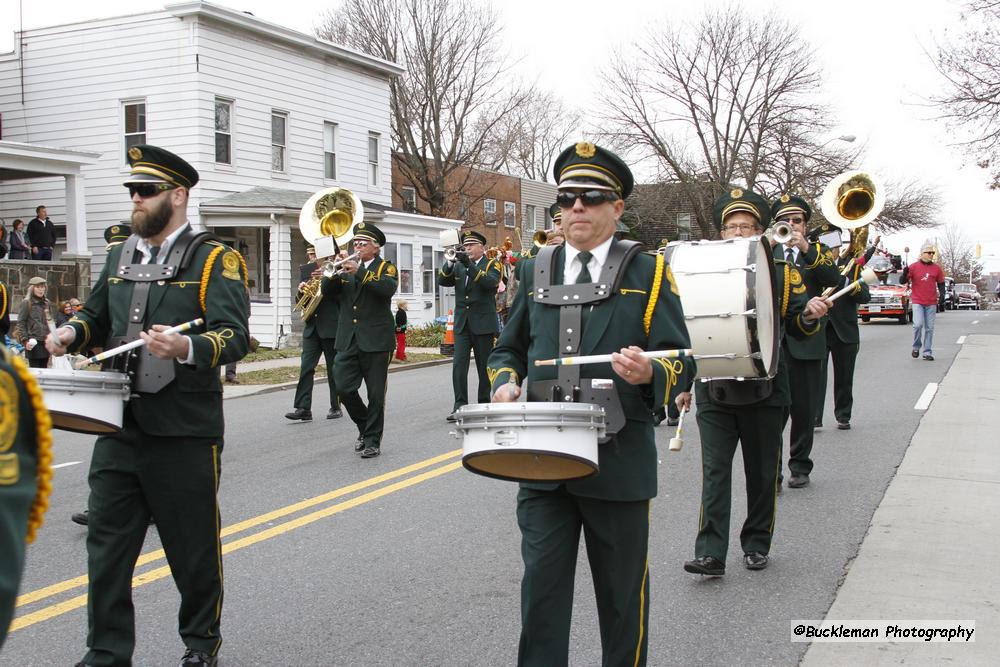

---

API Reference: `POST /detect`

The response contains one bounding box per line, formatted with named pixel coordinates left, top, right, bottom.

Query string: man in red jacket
left=900, top=241, right=945, bottom=361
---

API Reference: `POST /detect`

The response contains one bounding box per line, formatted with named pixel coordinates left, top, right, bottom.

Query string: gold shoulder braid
left=643, top=252, right=666, bottom=337
left=199, top=245, right=226, bottom=312
left=11, top=354, right=52, bottom=543
left=782, top=264, right=790, bottom=319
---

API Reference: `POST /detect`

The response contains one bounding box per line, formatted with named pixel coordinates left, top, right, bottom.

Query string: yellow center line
left=16, top=449, right=462, bottom=608
left=11, top=460, right=464, bottom=632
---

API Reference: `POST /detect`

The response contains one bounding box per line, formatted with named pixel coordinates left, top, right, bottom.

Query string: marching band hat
left=123, top=144, right=199, bottom=189
left=548, top=202, right=562, bottom=224
left=305, top=244, right=316, bottom=254
left=712, top=187, right=772, bottom=231
left=461, top=230, right=487, bottom=245
left=352, top=221, right=386, bottom=246
left=553, top=142, right=634, bottom=199
left=771, top=193, right=812, bottom=222
left=103, top=224, right=131, bottom=244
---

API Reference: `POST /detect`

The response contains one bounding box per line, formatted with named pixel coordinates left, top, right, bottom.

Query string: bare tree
left=871, top=179, right=941, bottom=233
left=599, top=6, right=828, bottom=237
left=932, top=0, right=1000, bottom=188
left=483, top=90, right=583, bottom=182
left=317, top=0, right=526, bottom=217
left=936, top=222, right=982, bottom=282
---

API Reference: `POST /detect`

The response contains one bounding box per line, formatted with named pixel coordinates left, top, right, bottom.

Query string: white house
left=0, top=0, right=461, bottom=347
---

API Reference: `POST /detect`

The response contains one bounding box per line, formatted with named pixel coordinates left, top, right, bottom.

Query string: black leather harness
left=527, top=241, right=642, bottom=438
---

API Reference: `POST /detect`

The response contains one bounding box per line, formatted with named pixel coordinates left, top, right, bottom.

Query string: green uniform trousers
left=292, top=333, right=339, bottom=412
left=334, top=340, right=391, bottom=449
left=816, top=333, right=859, bottom=425
left=516, top=486, right=650, bottom=667
left=694, top=403, right=782, bottom=563
left=780, top=356, right=821, bottom=479
left=82, top=417, right=223, bottom=667
left=451, top=328, right=494, bottom=411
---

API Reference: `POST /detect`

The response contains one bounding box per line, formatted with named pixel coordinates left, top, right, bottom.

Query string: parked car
left=939, top=276, right=955, bottom=312
left=954, top=283, right=982, bottom=310
left=859, top=270, right=911, bottom=324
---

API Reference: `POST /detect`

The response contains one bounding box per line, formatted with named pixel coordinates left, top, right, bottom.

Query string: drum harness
left=528, top=241, right=642, bottom=441
left=107, top=228, right=217, bottom=395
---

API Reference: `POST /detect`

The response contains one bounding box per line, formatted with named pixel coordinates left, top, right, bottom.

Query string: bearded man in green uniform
left=816, top=243, right=871, bottom=430
left=47, top=145, right=249, bottom=667
left=488, top=142, right=694, bottom=667
left=0, top=347, right=52, bottom=647
left=440, top=230, right=501, bottom=420
left=329, top=223, right=398, bottom=459
left=677, top=189, right=830, bottom=577
left=771, top=194, right=841, bottom=488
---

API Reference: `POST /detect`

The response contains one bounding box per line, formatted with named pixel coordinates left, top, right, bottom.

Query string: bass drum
left=453, top=402, right=606, bottom=483
left=662, top=236, right=778, bottom=380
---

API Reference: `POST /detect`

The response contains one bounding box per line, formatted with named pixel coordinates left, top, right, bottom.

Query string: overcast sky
left=4, top=0, right=998, bottom=271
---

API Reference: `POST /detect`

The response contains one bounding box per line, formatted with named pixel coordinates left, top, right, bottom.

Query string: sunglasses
left=353, top=240, right=371, bottom=247
left=126, top=183, right=176, bottom=199
left=555, top=190, right=619, bottom=208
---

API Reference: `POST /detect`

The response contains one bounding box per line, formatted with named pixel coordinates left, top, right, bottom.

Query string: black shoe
left=446, top=412, right=459, bottom=423
left=327, top=408, right=343, bottom=420
left=788, top=473, right=810, bottom=488
left=683, top=555, right=725, bottom=576
left=179, top=649, right=218, bottom=666
left=911, top=349, right=919, bottom=358
left=923, top=354, right=934, bottom=361
left=360, top=446, right=381, bottom=459
left=837, top=421, right=851, bottom=430
left=285, top=408, right=312, bottom=421
left=354, top=435, right=365, bottom=453
left=666, top=417, right=679, bottom=427
left=744, top=552, right=769, bottom=570
left=71, top=510, right=89, bottom=526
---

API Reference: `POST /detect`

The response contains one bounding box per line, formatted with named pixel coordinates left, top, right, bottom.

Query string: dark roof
left=199, top=186, right=390, bottom=214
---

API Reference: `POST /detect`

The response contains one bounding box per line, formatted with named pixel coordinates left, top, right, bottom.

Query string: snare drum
left=31, top=368, right=130, bottom=434
left=454, top=402, right=606, bottom=482
left=663, top=236, right=778, bottom=379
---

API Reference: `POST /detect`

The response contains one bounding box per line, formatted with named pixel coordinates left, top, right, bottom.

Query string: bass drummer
left=676, top=188, right=829, bottom=577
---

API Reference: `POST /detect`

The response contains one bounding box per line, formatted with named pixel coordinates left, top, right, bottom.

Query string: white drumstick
left=669, top=403, right=687, bottom=452
left=535, top=348, right=695, bottom=367
left=73, top=318, right=204, bottom=369
left=825, top=268, right=879, bottom=304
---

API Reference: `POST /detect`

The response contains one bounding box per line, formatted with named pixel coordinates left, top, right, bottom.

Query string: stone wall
left=0, top=258, right=90, bottom=311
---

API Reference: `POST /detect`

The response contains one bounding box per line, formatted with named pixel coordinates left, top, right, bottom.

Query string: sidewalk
left=221, top=347, right=447, bottom=399
left=801, top=334, right=999, bottom=665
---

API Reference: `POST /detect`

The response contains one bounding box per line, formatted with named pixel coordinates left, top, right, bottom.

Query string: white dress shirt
left=563, top=236, right=613, bottom=284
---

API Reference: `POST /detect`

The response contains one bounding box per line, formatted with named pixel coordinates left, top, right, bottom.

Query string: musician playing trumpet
left=677, top=189, right=830, bottom=577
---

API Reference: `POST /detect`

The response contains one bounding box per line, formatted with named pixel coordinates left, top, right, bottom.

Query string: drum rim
left=462, top=450, right=599, bottom=483
left=749, top=236, right=780, bottom=378
left=48, top=410, right=122, bottom=435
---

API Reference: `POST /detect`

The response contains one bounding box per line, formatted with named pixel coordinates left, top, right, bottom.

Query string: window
left=123, top=101, right=146, bottom=161
left=323, top=122, right=337, bottom=179
left=398, top=242, right=413, bottom=293
left=401, top=186, right=417, bottom=213
left=271, top=111, right=287, bottom=172
left=368, top=132, right=380, bottom=186
left=504, top=201, right=516, bottom=228
left=215, top=98, right=233, bottom=164
left=484, top=199, right=497, bottom=225
left=525, top=204, right=536, bottom=231
left=382, top=242, right=397, bottom=266
left=676, top=212, right=692, bottom=241
left=254, top=228, right=271, bottom=298
left=422, top=245, right=434, bottom=294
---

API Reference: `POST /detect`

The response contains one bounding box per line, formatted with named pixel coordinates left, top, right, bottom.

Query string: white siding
left=519, top=178, right=557, bottom=249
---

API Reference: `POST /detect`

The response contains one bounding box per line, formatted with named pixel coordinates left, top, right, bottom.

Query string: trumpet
left=766, top=220, right=793, bottom=245
left=532, top=229, right=549, bottom=248
left=321, top=251, right=360, bottom=277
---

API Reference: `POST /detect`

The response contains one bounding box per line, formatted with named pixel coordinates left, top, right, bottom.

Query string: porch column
left=62, top=172, right=91, bottom=257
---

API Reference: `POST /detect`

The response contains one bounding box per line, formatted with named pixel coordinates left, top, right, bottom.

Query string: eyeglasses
left=353, top=240, right=371, bottom=247
left=555, top=190, right=619, bottom=208
left=723, top=223, right=759, bottom=233
left=127, top=183, right=176, bottom=199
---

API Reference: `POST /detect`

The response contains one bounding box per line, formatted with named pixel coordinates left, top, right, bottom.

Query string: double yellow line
left=12, top=449, right=464, bottom=632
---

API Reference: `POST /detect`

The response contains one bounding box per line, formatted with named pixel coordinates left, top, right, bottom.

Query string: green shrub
left=407, top=322, right=445, bottom=347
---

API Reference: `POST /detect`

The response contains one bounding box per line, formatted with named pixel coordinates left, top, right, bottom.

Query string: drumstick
left=535, top=348, right=694, bottom=367
left=824, top=268, right=879, bottom=305
left=669, top=404, right=687, bottom=452
left=73, top=318, right=204, bottom=370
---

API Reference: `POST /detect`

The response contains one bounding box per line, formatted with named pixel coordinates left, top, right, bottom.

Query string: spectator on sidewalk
left=55, top=300, right=75, bottom=327
left=9, top=220, right=31, bottom=260
left=394, top=300, right=408, bottom=361
left=15, top=277, right=53, bottom=369
left=900, top=241, right=945, bottom=361
left=27, top=206, right=57, bottom=261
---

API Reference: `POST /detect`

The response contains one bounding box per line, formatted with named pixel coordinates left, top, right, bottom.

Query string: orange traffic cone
left=440, top=309, right=455, bottom=356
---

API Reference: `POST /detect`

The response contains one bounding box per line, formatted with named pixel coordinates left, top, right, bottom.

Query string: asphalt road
left=5, top=308, right=996, bottom=666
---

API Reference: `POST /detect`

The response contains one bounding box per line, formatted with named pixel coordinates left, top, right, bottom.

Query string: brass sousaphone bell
left=295, top=187, right=365, bottom=320
left=819, top=170, right=885, bottom=230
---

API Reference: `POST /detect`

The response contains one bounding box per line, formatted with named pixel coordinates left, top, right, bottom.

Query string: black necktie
left=149, top=246, right=161, bottom=264
left=785, top=247, right=794, bottom=265
left=576, top=251, right=593, bottom=284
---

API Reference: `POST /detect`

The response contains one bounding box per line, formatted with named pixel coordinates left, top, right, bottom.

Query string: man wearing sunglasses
left=328, top=223, right=398, bottom=459
left=488, top=142, right=694, bottom=666
left=46, top=144, right=249, bottom=667
left=439, top=230, right=502, bottom=421
left=770, top=194, right=841, bottom=490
